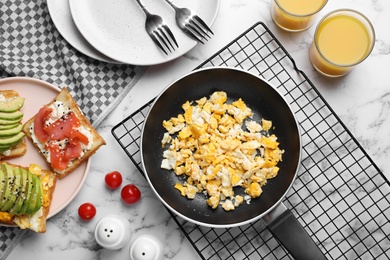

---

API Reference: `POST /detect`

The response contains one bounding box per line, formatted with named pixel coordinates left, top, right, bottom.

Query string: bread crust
left=0, top=162, right=57, bottom=233
left=23, top=87, right=106, bottom=178
left=0, top=90, right=27, bottom=160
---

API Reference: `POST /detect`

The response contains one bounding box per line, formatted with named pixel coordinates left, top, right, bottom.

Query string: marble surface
left=7, top=0, right=390, bottom=259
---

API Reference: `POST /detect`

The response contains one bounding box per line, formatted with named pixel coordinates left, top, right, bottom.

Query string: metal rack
left=112, top=22, right=390, bottom=259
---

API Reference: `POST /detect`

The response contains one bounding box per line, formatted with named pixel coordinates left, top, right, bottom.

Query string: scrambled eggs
left=161, top=91, right=283, bottom=211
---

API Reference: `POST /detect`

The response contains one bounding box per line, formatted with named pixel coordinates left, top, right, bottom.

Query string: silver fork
left=164, top=0, right=214, bottom=44
left=135, top=0, right=178, bottom=55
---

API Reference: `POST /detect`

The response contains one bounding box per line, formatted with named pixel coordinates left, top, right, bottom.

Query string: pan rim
left=140, top=66, right=302, bottom=228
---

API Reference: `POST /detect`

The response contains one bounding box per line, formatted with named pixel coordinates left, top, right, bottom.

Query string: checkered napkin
left=0, top=0, right=145, bottom=258
left=0, top=0, right=145, bottom=127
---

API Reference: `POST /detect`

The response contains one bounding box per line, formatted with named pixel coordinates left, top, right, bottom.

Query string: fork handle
left=135, top=0, right=149, bottom=14
left=164, top=0, right=178, bottom=9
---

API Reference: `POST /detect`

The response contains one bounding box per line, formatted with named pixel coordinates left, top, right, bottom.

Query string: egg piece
left=221, top=200, right=235, bottom=211
left=246, top=182, right=263, bottom=198
left=161, top=150, right=176, bottom=170
left=234, top=195, right=244, bottom=207
left=262, top=119, right=272, bottom=131
left=246, top=120, right=262, bottom=132
left=206, top=195, right=220, bottom=209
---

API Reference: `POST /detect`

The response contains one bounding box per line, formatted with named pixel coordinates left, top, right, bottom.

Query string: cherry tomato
left=78, top=202, right=96, bottom=220
left=105, top=171, right=123, bottom=189
left=121, top=184, right=141, bottom=204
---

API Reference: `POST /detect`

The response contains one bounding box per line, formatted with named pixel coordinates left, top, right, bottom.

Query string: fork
left=164, top=0, right=214, bottom=44
left=135, top=0, right=178, bottom=55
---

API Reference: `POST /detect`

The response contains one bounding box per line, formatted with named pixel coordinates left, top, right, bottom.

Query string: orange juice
left=310, top=10, right=375, bottom=77
left=271, top=0, right=327, bottom=32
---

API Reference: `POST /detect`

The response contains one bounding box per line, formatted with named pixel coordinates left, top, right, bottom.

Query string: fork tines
left=153, top=24, right=179, bottom=55
left=186, top=15, right=214, bottom=44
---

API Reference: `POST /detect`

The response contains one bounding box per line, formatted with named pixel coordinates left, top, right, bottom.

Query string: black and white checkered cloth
left=1, top=0, right=145, bottom=127
left=0, top=227, right=26, bottom=260
left=0, top=0, right=145, bottom=258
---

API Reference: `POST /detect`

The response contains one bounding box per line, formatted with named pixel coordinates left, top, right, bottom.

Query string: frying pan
left=141, top=67, right=326, bottom=259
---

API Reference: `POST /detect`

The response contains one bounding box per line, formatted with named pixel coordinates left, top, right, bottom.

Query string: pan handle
left=262, top=203, right=327, bottom=260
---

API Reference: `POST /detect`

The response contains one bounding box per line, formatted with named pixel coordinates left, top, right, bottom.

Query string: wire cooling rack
left=112, top=22, right=390, bottom=260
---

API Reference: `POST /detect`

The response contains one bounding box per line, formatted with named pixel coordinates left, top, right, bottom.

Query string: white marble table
left=8, top=0, right=390, bottom=259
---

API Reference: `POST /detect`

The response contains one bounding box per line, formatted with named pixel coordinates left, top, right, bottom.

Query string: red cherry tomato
left=105, top=171, right=123, bottom=189
left=78, top=202, right=96, bottom=220
left=121, top=184, right=141, bottom=204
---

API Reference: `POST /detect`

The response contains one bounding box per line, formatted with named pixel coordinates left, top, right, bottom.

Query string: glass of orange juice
left=271, top=0, right=328, bottom=32
left=309, top=9, right=375, bottom=77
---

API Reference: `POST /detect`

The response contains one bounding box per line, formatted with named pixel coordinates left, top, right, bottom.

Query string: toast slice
left=0, top=90, right=27, bottom=160
left=23, top=87, right=105, bottom=178
left=0, top=162, right=57, bottom=233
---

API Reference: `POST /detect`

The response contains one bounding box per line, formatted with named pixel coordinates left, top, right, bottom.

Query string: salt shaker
left=129, top=234, right=164, bottom=260
left=94, top=214, right=131, bottom=250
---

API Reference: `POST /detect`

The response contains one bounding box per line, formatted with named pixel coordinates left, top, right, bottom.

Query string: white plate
left=47, top=0, right=120, bottom=63
left=69, top=0, right=220, bottom=66
left=0, top=77, right=90, bottom=224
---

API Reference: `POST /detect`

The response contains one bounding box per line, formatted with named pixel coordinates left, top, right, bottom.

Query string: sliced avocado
left=0, top=145, right=14, bottom=153
left=25, top=174, right=42, bottom=215
left=0, top=97, right=24, bottom=112
left=0, top=164, right=21, bottom=212
left=0, top=169, right=5, bottom=191
left=0, top=123, right=19, bottom=130
left=0, top=124, right=23, bottom=137
left=0, top=164, right=13, bottom=209
left=0, top=132, right=25, bottom=146
left=0, top=142, right=23, bottom=153
left=0, top=146, right=12, bottom=153
left=9, top=167, right=27, bottom=215
left=32, top=177, right=43, bottom=214
left=0, top=117, right=22, bottom=125
left=0, top=169, right=7, bottom=206
left=18, top=169, right=34, bottom=215
left=0, top=111, right=23, bottom=121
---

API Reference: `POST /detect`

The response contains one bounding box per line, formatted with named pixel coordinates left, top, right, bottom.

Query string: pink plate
left=0, top=77, right=90, bottom=221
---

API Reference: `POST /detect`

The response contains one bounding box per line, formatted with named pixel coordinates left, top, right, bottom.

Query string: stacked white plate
left=47, top=0, right=220, bottom=65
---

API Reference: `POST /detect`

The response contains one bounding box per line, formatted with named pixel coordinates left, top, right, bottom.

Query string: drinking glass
left=309, top=9, right=375, bottom=77
left=271, top=0, right=328, bottom=32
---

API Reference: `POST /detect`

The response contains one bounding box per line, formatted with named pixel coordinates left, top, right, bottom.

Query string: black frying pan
left=141, top=67, right=326, bottom=259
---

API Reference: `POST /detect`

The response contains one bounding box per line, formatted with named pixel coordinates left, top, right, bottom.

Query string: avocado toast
left=0, top=162, right=57, bottom=233
left=0, top=90, right=27, bottom=160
